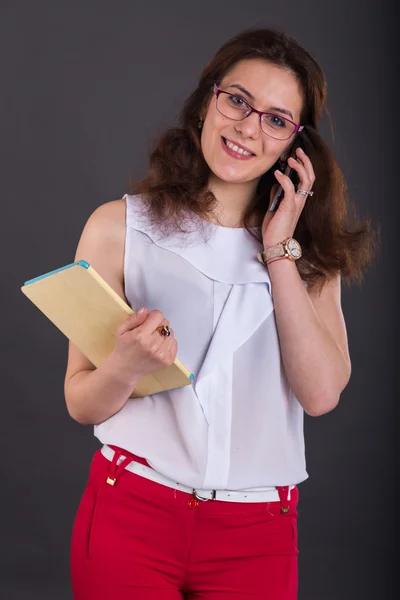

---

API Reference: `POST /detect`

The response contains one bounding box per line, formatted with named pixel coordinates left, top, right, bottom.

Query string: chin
left=209, top=163, right=259, bottom=184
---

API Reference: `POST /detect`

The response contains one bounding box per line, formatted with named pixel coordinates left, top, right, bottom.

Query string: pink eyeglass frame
left=212, top=83, right=304, bottom=139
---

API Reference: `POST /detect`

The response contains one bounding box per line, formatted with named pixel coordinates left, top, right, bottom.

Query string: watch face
left=287, top=238, right=301, bottom=258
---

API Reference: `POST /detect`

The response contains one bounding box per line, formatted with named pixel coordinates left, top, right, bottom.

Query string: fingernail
left=275, top=170, right=282, bottom=176
left=137, top=307, right=145, bottom=315
left=298, top=147, right=304, bottom=153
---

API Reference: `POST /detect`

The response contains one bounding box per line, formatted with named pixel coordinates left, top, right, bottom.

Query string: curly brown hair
left=133, top=27, right=379, bottom=292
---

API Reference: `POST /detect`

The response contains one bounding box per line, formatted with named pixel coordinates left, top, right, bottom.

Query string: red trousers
left=70, top=448, right=299, bottom=599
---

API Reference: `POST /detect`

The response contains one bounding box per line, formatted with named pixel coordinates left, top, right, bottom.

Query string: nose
left=234, top=111, right=261, bottom=139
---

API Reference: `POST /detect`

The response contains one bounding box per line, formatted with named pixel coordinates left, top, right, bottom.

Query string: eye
left=227, top=94, right=248, bottom=108
left=264, top=114, right=287, bottom=128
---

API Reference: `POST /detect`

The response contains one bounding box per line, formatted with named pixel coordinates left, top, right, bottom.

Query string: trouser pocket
left=86, top=486, right=101, bottom=560
left=70, top=481, right=100, bottom=570
left=291, top=514, right=299, bottom=555
left=71, top=451, right=106, bottom=566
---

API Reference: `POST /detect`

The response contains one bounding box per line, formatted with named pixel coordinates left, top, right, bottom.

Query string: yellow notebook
left=21, top=260, right=194, bottom=398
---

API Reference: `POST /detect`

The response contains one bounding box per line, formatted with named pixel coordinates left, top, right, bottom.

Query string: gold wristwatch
left=257, top=237, right=302, bottom=264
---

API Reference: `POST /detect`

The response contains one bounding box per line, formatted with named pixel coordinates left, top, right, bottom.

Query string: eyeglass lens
left=217, top=92, right=295, bottom=141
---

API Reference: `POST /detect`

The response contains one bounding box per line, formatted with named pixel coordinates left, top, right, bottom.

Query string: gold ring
left=157, top=325, right=171, bottom=337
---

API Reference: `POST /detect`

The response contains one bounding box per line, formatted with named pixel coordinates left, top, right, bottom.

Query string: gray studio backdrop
left=0, top=1, right=396, bottom=599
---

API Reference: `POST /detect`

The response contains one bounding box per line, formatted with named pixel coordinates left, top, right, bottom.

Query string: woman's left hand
left=261, top=147, right=316, bottom=247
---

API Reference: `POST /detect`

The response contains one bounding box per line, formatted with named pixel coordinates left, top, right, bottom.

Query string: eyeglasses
left=213, top=83, right=304, bottom=141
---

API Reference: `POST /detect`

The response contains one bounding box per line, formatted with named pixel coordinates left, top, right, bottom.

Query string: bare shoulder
left=83, top=198, right=126, bottom=239
left=74, top=198, right=127, bottom=300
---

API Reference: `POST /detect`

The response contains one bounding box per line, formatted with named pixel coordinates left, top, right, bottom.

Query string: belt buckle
left=192, top=489, right=216, bottom=501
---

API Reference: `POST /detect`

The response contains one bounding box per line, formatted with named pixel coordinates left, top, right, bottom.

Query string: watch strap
left=259, top=238, right=302, bottom=264
left=262, top=243, right=286, bottom=262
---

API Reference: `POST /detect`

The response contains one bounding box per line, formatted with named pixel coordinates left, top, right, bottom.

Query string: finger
left=139, top=310, right=166, bottom=336
left=274, top=170, right=296, bottom=196
left=287, top=156, right=311, bottom=189
left=154, top=324, right=174, bottom=340
left=164, top=337, right=178, bottom=361
left=161, top=330, right=176, bottom=352
left=154, top=334, right=177, bottom=365
left=117, top=307, right=148, bottom=336
left=151, top=318, right=171, bottom=337
left=295, top=148, right=316, bottom=183
left=169, top=337, right=178, bottom=359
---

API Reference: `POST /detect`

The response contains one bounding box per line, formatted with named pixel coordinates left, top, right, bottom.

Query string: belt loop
left=276, top=486, right=290, bottom=514
left=192, top=489, right=217, bottom=501
left=106, top=450, right=133, bottom=486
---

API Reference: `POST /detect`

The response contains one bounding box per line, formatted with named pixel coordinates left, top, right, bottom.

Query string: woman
left=67, top=28, right=377, bottom=599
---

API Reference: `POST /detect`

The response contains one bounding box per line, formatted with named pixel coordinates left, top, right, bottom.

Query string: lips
left=222, top=137, right=255, bottom=156
left=221, top=137, right=255, bottom=161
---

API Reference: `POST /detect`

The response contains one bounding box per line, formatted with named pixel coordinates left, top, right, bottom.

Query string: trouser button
left=188, top=497, right=198, bottom=509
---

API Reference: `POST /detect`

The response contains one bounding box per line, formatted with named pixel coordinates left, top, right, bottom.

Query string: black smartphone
left=268, top=138, right=303, bottom=212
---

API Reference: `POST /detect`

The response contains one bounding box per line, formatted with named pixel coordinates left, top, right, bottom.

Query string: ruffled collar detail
left=125, top=194, right=272, bottom=290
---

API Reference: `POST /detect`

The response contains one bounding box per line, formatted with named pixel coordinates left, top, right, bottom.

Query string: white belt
left=101, top=445, right=295, bottom=503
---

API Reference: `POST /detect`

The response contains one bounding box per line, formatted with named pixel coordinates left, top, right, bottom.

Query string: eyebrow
left=227, top=84, right=295, bottom=121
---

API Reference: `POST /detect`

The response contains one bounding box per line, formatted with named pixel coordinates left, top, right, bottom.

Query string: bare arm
left=65, top=348, right=141, bottom=426
left=267, top=259, right=351, bottom=417
left=258, top=145, right=351, bottom=416
left=64, top=199, right=135, bottom=425
left=64, top=199, right=177, bottom=425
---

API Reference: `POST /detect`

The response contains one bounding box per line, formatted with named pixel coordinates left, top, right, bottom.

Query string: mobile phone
left=268, top=139, right=303, bottom=212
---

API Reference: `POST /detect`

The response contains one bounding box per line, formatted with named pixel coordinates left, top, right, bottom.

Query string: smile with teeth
left=223, top=138, right=254, bottom=156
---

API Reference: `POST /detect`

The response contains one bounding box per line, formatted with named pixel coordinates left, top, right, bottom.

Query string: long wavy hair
left=134, top=28, right=379, bottom=292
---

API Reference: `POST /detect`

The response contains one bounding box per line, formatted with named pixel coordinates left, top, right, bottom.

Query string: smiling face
left=200, top=59, right=304, bottom=187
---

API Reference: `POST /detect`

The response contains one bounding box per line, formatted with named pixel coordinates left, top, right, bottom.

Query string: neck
left=207, top=175, right=260, bottom=228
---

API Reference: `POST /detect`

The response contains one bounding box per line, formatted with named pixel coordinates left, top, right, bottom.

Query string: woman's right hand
left=111, top=308, right=178, bottom=386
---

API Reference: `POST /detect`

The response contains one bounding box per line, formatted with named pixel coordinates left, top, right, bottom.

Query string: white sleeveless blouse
left=94, top=194, right=308, bottom=490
